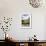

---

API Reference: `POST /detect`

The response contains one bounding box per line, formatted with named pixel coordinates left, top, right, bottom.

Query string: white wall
left=44, top=15, right=46, bottom=40
left=0, top=0, right=46, bottom=40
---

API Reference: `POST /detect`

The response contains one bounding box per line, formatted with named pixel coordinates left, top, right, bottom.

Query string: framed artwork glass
left=21, top=12, right=32, bottom=29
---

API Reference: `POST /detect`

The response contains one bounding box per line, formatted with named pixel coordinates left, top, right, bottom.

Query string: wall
left=0, top=0, right=46, bottom=40
left=44, top=15, right=46, bottom=40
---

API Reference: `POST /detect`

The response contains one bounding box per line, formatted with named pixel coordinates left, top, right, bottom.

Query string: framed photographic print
left=21, top=13, right=32, bottom=29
